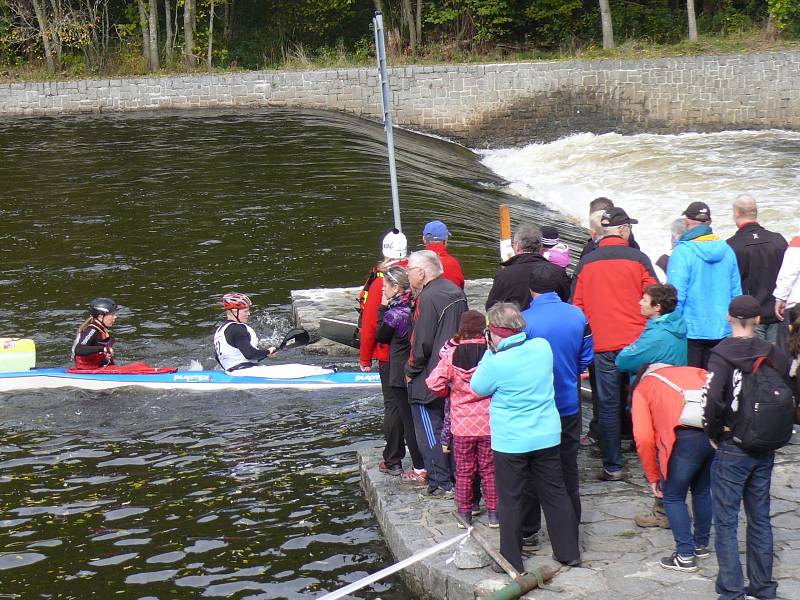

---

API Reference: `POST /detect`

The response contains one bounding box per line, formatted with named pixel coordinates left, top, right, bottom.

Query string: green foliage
left=768, top=0, right=800, bottom=30
left=426, top=0, right=516, bottom=42
left=524, top=0, right=583, bottom=49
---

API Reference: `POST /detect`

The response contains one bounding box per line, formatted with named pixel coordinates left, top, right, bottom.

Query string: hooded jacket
left=485, top=252, right=570, bottom=311
left=405, top=277, right=468, bottom=403
left=667, top=225, right=742, bottom=340
left=616, top=310, right=688, bottom=378
left=375, top=290, right=413, bottom=388
left=727, top=222, right=787, bottom=324
left=632, top=366, right=709, bottom=483
left=773, top=228, right=800, bottom=309
left=426, top=337, right=490, bottom=444
left=702, top=335, right=790, bottom=444
left=470, top=332, right=561, bottom=454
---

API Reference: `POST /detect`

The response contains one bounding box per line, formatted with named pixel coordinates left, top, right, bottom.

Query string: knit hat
left=728, top=295, right=760, bottom=319
left=541, top=225, right=561, bottom=248
left=529, top=262, right=562, bottom=294
left=382, top=229, right=407, bottom=259
left=457, top=310, right=486, bottom=339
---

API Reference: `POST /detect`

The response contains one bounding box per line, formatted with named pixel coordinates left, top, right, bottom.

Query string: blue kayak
left=0, top=367, right=381, bottom=392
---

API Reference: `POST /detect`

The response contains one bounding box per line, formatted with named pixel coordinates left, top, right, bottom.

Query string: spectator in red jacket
left=358, top=229, right=408, bottom=371
left=423, top=220, right=465, bottom=289
left=573, top=207, right=657, bottom=480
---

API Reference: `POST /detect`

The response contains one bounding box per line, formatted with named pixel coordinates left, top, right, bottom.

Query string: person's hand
left=267, top=346, right=277, bottom=357
left=442, top=445, right=450, bottom=454
left=405, top=375, right=411, bottom=384
left=104, top=346, right=114, bottom=360
left=710, top=439, right=718, bottom=450
left=360, top=364, right=371, bottom=372
left=650, top=481, right=663, bottom=499
left=776, top=298, right=787, bottom=322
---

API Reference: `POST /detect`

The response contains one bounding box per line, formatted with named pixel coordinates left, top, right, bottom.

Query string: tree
left=183, top=0, right=195, bottom=66
left=30, top=0, right=57, bottom=71
left=136, top=0, right=150, bottom=67
left=147, top=0, right=159, bottom=69
left=164, top=0, right=173, bottom=64
left=687, top=0, right=697, bottom=41
left=206, top=0, right=213, bottom=68
left=598, top=0, right=614, bottom=49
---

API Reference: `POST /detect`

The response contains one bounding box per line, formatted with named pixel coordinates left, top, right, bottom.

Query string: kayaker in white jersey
left=214, top=292, right=276, bottom=371
left=214, top=292, right=332, bottom=379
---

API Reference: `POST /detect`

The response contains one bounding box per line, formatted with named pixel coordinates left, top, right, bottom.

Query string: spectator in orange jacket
left=632, top=365, right=713, bottom=573
left=423, top=220, right=465, bottom=289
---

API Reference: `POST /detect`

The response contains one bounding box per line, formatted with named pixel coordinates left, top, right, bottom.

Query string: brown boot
left=634, top=510, right=670, bottom=529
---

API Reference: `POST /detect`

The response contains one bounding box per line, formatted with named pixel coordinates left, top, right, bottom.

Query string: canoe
left=318, top=317, right=360, bottom=349
left=0, top=367, right=381, bottom=392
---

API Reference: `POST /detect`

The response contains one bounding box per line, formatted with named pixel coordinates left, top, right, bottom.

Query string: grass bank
left=2, top=28, right=799, bottom=83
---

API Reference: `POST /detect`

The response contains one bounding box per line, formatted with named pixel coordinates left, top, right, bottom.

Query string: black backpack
left=732, top=356, right=797, bottom=452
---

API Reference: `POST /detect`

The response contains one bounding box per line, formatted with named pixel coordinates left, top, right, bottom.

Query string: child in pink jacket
left=426, top=310, right=498, bottom=527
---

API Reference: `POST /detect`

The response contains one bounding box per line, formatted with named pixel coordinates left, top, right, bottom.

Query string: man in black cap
left=703, top=295, right=790, bottom=600
left=667, top=201, right=741, bottom=369
left=573, top=207, right=657, bottom=480
left=580, top=197, right=640, bottom=259
left=520, top=261, right=594, bottom=544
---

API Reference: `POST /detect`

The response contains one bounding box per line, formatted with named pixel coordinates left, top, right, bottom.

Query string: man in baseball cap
left=600, top=207, right=639, bottom=227
left=667, top=201, right=741, bottom=369
left=422, top=220, right=464, bottom=289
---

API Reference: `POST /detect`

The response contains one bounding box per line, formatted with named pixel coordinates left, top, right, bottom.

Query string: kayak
left=0, top=367, right=381, bottom=392
left=319, top=317, right=360, bottom=349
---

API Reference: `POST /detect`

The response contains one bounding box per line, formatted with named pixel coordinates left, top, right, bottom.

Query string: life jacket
left=214, top=321, right=260, bottom=371
left=72, top=321, right=114, bottom=369
left=356, top=266, right=384, bottom=317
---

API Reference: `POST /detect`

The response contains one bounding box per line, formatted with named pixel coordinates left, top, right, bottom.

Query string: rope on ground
left=316, top=529, right=472, bottom=600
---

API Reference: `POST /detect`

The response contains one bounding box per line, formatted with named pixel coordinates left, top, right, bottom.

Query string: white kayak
left=0, top=367, right=381, bottom=392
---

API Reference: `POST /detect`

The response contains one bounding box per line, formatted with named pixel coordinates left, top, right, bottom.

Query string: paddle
left=269, top=328, right=311, bottom=354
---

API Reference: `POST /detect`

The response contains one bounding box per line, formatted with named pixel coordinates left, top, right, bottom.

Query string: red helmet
left=222, top=292, right=252, bottom=310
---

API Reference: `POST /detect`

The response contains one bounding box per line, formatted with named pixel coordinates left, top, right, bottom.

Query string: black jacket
left=702, top=336, right=790, bottom=444
left=726, top=223, right=787, bottom=324
left=485, top=253, right=570, bottom=311
left=405, top=277, right=468, bottom=403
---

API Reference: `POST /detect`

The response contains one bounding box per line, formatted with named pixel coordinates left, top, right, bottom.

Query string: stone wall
left=1, top=51, right=798, bottom=145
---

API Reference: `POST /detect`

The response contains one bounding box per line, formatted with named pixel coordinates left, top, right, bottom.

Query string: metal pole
left=372, top=11, right=402, bottom=232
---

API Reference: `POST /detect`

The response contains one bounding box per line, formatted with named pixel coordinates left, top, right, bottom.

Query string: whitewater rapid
left=479, top=129, right=800, bottom=262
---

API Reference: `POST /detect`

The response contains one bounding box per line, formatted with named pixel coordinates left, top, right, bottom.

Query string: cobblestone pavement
left=359, top=431, right=800, bottom=599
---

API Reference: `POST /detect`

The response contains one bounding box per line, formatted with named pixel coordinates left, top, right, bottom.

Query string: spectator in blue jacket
left=520, top=261, right=593, bottom=545
left=616, top=283, right=688, bottom=379
left=471, top=302, right=580, bottom=573
left=667, top=202, right=741, bottom=369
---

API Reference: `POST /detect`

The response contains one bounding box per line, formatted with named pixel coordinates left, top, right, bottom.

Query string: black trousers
left=380, top=362, right=405, bottom=467
left=494, top=445, right=580, bottom=572
left=392, top=384, right=425, bottom=471
left=524, top=414, right=581, bottom=534
left=687, top=338, right=721, bottom=370
left=587, top=364, right=601, bottom=440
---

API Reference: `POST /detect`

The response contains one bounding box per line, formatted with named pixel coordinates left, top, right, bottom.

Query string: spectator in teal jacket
left=616, top=283, right=688, bottom=379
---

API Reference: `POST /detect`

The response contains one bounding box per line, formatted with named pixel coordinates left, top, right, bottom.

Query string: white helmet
left=382, top=229, right=407, bottom=259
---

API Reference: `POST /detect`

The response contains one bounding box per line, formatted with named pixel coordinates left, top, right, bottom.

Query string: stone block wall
left=1, top=51, right=798, bottom=146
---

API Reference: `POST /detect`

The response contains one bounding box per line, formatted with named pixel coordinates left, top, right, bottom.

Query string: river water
left=1, top=109, right=798, bottom=599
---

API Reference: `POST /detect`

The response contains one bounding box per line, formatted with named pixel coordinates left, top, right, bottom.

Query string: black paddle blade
left=277, top=328, right=311, bottom=351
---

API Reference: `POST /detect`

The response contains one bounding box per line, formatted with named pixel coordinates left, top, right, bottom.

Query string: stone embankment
left=359, top=435, right=800, bottom=600
left=2, top=52, right=799, bottom=145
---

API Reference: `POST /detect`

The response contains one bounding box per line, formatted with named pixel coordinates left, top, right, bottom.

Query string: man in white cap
left=423, top=220, right=465, bottom=289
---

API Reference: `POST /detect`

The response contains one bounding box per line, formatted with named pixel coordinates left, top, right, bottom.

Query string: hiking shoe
left=522, top=533, right=540, bottom=550
left=634, top=511, right=670, bottom=529
left=488, top=511, right=500, bottom=528
left=400, top=468, right=427, bottom=486
left=455, top=511, right=472, bottom=529
left=378, top=460, right=402, bottom=476
left=425, top=487, right=454, bottom=500
left=579, top=434, right=597, bottom=447
left=660, top=552, right=698, bottom=572
left=694, top=545, right=710, bottom=559
left=597, top=468, right=625, bottom=481
left=471, top=502, right=483, bottom=516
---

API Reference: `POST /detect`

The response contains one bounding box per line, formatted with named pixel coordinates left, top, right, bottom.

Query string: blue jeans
left=661, top=428, right=714, bottom=557
left=593, top=350, right=623, bottom=472
left=712, top=440, right=778, bottom=600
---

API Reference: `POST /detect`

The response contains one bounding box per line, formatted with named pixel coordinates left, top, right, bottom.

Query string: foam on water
left=479, top=129, right=800, bottom=261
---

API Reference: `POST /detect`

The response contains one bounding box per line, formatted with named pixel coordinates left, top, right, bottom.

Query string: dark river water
left=0, top=109, right=581, bottom=598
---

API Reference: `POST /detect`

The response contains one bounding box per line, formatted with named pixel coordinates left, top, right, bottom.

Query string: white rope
left=316, top=529, right=471, bottom=600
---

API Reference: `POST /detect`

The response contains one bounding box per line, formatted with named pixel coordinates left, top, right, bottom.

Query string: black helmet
left=90, top=298, right=118, bottom=317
